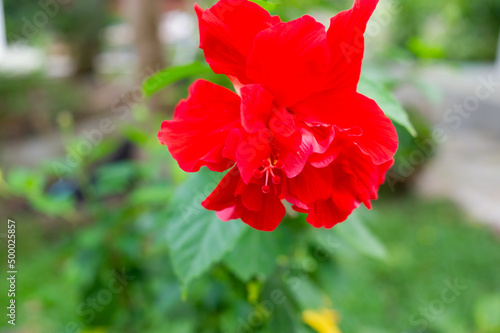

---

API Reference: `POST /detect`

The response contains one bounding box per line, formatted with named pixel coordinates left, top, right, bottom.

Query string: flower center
left=253, top=159, right=284, bottom=194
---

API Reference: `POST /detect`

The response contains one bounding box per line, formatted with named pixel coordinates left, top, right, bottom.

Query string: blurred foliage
left=5, top=0, right=111, bottom=43
left=391, top=0, right=500, bottom=61
left=384, top=109, right=435, bottom=193
left=0, top=72, right=85, bottom=139
left=4, top=0, right=112, bottom=74
left=246, top=0, right=500, bottom=61
left=3, top=0, right=40, bottom=42
left=50, top=0, right=111, bottom=75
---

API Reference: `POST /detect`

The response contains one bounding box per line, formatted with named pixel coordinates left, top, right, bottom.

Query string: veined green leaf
left=166, top=169, right=247, bottom=286
left=333, top=213, right=388, bottom=261
left=143, top=62, right=212, bottom=97
left=223, top=227, right=289, bottom=282
left=287, top=278, right=330, bottom=311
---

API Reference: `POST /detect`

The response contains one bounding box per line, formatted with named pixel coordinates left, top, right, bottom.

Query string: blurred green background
left=1, top=0, right=500, bottom=332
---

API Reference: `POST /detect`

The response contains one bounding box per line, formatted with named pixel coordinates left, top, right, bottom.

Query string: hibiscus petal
left=203, top=166, right=285, bottom=231
left=280, top=127, right=315, bottom=178
left=240, top=84, right=275, bottom=133
left=222, top=128, right=242, bottom=161
left=305, top=146, right=392, bottom=228
left=241, top=183, right=264, bottom=212
left=292, top=90, right=398, bottom=165
left=246, top=15, right=330, bottom=107
left=308, top=127, right=355, bottom=168
left=304, top=161, right=360, bottom=228
left=240, top=84, right=298, bottom=141
left=269, top=107, right=297, bottom=138
left=201, top=166, right=241, bottom=211
left=217, top=206, right=241, bottom=221
left=284, top=163, right=333, bottom=206
left=236, top=131, right=271, bottom=183
left=338, top=147, right=394, bottom=208
left=196, top=0, right=280, bottom=83
left=158, top=80, right=241, bottom=172
left=324, top=0, right=379, bottom=90
left=240, top=192, right=286, bottom=231
left=306, top=196, right=359, bottom=229
left=278, top=123, right=333, bottom=178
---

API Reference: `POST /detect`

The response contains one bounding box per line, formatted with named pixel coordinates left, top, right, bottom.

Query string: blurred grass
left=2, top=195, right=499, bottom=332
left=331, top=198, right=500, bottom=332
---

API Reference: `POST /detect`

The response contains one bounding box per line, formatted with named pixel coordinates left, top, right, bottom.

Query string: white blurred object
left=0, top=0, right=7, bottom=59
left=0, top=44, right=44, bottom=74
left=159, top=10, right=198, bottom=65
left=98, top=23, right=137, bottom=74
left=104, top=24, right=135, bottom=47
left=98, top=10, right=199, bottom=72
left=159, top=10, right=195, bottom=44
left=46, top=54, right=74, bottom=78
left=96, top=51, right=137, bottom=75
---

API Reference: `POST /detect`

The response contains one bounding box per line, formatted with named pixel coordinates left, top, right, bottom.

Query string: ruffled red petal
left=339, top=146, right=394, bottom=209
left=240, top=192, right=285, bottom=231
left=292, top=90, right=398, bottom=165
left=303, top=147, right=393, bottom=228
left=323, top=0, right=379, bottom=91
left=202, top=166, right=241, bottom=212
left=235, top=131, right=271, bottom=183
left=196, top=0, right=281, bottom=83
left=202, top=167, right=285, bottom=231
left=278, top=123, right=334, bottom=178
left=246, top=15, right=330, bottom=107
left=284, top=163, right=333, bottom=206
left=240, top=84, right=276, bottom=133
left=158, top=80, right=241, bottom=172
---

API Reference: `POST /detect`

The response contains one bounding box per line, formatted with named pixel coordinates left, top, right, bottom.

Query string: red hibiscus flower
left=158, top=0, right=398, bottom=231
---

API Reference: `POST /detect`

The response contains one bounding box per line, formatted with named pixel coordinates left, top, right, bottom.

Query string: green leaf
left=6, top=169, right=75, bottom=216
left=248, top=0, right=278, bottom=11
left=474, top=295, right=500, bottom=331
left=31, top=194, right=75, bottom=216
left=143, top=62, right=212, bottom=97
left=93, top=161, right=137, bottom=197
left=6, top=168, right=45, bottom=198
left=223, top=227, right=289, bottom=282
left=166, top=169, right=247, bottom=286
left=260, top=279, right=310, bottom=333
left=287, top=278, right=330, bottom=311
left=121, top=125, right=149, bottom=146
left=268, top=299, right=309, bottom=333
left=333, top=213, right=387, bottom=260
left=128, top=183, right=172, bottom=206
left=358, top=76, right=417, bottom=136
